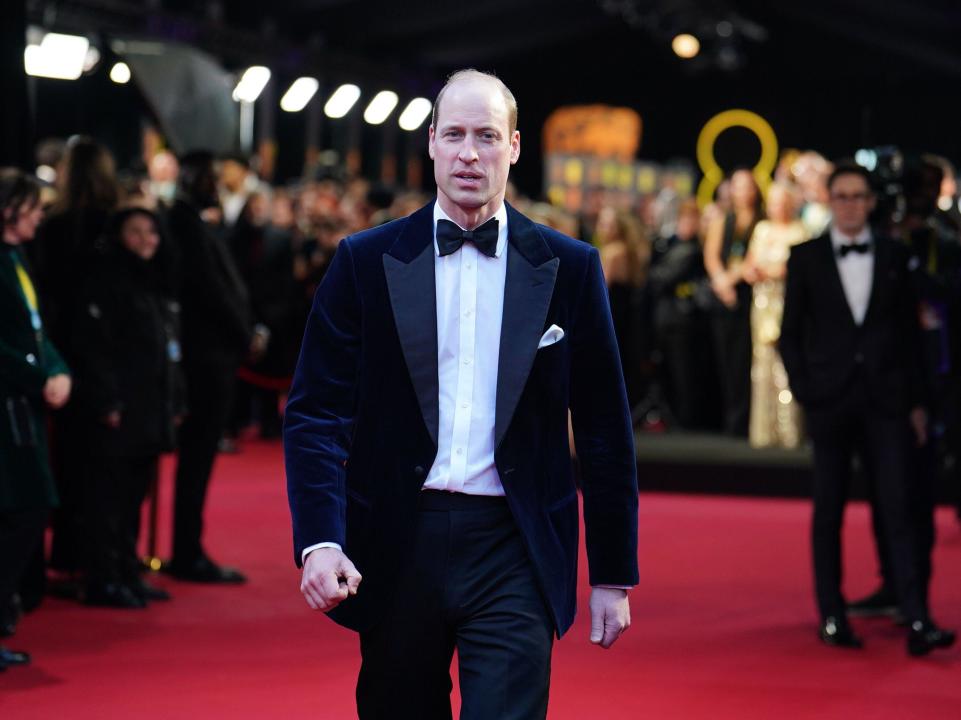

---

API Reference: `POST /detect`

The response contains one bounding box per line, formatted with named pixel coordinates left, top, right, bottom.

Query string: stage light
left=854, top=149, right=878, bottom=172
left=280, top=77, right=319, bottom=112
left=324, top=84, right=361, bottom=118
left=83, top=46, right=100, bottom=73
left=363, top=90, right=399, bottom=125
left=109, top=61, right=131, bottom=84
left=398, top=97, right=432, bottom=131
left=672, top=34, right=700, bottom=59
left=36, top=165, right=57, bottom=184
left=232, top=66, right=271, bottom=103
left=24, top=32, right=90, bottom=80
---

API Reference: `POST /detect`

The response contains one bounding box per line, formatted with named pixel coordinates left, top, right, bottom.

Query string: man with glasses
left=780, top=162, right=955, bottom=656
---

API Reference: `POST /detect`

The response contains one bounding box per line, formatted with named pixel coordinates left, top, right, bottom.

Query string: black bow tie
left=839, top=242, right=871, bottom=257
left=436, top=217, right=499, bottom=258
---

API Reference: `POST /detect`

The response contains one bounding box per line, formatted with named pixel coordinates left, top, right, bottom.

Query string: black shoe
left=847, top=586, right=899, bottom=618
left=819, top=616, right=863, bottom=648
left=164, top=555, right=247, bottom=584
left=83, top=582, right=147, bottom=609
left=907, top=620, right=956, bottom=657
left=129, top=578, right=172, bottom=602
left=0, top=647, right=31, bottom=665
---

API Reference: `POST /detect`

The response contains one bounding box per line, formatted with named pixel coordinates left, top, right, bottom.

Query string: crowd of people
left=2, top=130, right=961, bottom=668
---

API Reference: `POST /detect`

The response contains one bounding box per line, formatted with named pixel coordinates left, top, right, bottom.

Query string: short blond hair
left=431, top=69, right=518, bottom=134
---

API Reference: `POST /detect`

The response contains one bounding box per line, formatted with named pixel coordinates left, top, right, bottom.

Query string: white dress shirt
left=422, top=201, right=508, bottom=495
left=830, top=225, right=873, bottom=325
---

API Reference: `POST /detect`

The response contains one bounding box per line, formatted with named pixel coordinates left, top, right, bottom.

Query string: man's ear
left=509, top=131, right=520, bottom=165
left=428, top=125, right=436, bottom=160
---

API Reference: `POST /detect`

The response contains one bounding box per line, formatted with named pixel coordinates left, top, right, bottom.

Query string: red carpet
left=3, top=440, right=961, bottom=719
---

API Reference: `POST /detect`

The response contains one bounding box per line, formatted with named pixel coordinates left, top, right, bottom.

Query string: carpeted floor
left=3, top=440, right=960, bottom=719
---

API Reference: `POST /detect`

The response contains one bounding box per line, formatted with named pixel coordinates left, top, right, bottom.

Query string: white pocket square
left=537, top=324, right=565, bottom=349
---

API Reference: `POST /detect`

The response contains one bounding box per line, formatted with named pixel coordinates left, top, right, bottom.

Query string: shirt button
left=463, top=358, right=471, bottom=365
left=456, top=448, right=463, bottom=455
left=465, top=263, right=473, bottom=269
left=461, top=403, right=469, bottom=409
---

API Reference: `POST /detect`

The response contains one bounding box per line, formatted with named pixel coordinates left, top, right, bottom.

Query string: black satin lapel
left=821, top=235, right=858, bottom=327
left=383, top=244, right=439, bottom=447
left=494, top=247, right=559, bottom=449
left=862, top=239, right=887, bottom=326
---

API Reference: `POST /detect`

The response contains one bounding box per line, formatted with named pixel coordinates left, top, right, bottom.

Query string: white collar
left=830, top=225, right=872, bottom=251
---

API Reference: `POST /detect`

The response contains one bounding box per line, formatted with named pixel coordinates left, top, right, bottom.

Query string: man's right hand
left=301, top=547, right=362, bottom=612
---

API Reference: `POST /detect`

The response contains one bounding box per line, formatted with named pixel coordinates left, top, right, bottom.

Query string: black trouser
left=357, top=491, right=554, bottom=720
left=865, top=434, right=936, bottom=610
left=173, top=362, right=236, bottom=563
left=0, top=509, right=48, bottom=614
left=807, top=380, right=926, bottom=624
left=48, top=409, right=85, bottom=573
left=658, top=318, right=705, bottom=429
left=711, top=295, right=751, bottom=437
left=82, top=455, right=157, bottom=586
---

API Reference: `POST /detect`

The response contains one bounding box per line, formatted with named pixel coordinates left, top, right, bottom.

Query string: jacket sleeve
left=779, top=248, right=810, bottom=404
left=569, top=247, right=639, bottom=587
left=284, top=239, right=361, bottom=567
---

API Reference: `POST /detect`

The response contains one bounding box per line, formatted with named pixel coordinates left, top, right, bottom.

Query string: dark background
left=9, top=0, right=961, bottom=195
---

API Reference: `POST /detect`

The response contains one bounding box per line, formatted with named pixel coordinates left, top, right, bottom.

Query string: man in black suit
left=780, top=162, right=955, bottom=656
left=285, top=70, right=638, bottom=718
left=164, top=152, right=260, bottom=583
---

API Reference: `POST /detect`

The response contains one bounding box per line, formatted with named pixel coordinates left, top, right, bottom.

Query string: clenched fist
left=301, top=547, right=362, bottom=612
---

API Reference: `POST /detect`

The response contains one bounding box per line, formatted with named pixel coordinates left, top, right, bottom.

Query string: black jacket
left=165, top=198, right=251, bottom=369
left=71, top=246, right=186, bottom=457
left=779, top=232, right=924, bottom=414
left=648, top=237, right=707, bottom=330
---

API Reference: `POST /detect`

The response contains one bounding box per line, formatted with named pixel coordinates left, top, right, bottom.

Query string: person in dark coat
left=649, top=199, right=712, bottom=429
left=30, top=136, right=119, bottom=577
left=71, top=207, right=185, bottom=607
left=0, top=169, right=71, bottom=671
left=163, top=151, right=258, bottom=583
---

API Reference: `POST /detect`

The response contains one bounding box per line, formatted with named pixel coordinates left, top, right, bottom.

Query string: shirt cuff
left=592, top=585, right=633, bottom=591
left=301, top=542, right=342, bottom=565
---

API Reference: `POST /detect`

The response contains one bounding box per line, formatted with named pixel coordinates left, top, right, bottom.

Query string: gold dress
left=748, top=220, right=807, bottom=448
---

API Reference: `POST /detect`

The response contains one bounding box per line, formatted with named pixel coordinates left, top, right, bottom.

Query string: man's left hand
left=589, top=587, right=631, bottom=649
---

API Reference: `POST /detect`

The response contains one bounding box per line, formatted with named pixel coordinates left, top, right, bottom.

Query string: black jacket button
left=414, top=466, right=425, bottom=478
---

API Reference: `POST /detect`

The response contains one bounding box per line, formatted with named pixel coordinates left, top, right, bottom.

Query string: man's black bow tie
left=436, top=217, right=499, bottom=258
left=839, top=242, right=871, bottom=257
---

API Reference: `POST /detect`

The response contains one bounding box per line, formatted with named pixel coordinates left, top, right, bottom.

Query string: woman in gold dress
left=743, top=182, right=808, bottom=448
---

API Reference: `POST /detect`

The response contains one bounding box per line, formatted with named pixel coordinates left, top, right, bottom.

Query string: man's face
left=428, top=78, right=520, bottom=223
left=829, top=173, right=875, bottom=236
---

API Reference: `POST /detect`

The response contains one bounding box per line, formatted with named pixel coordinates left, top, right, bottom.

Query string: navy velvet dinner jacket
left=284, top=201, right=639, bottom=637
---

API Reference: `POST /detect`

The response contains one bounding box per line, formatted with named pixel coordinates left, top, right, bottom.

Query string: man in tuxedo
left=780, top=162, right=955, bottom=656
left=285, top=70, right=638, bottom=718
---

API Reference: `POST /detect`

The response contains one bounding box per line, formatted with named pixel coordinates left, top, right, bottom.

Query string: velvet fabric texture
left=285, top=202, right=638, bottom=637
